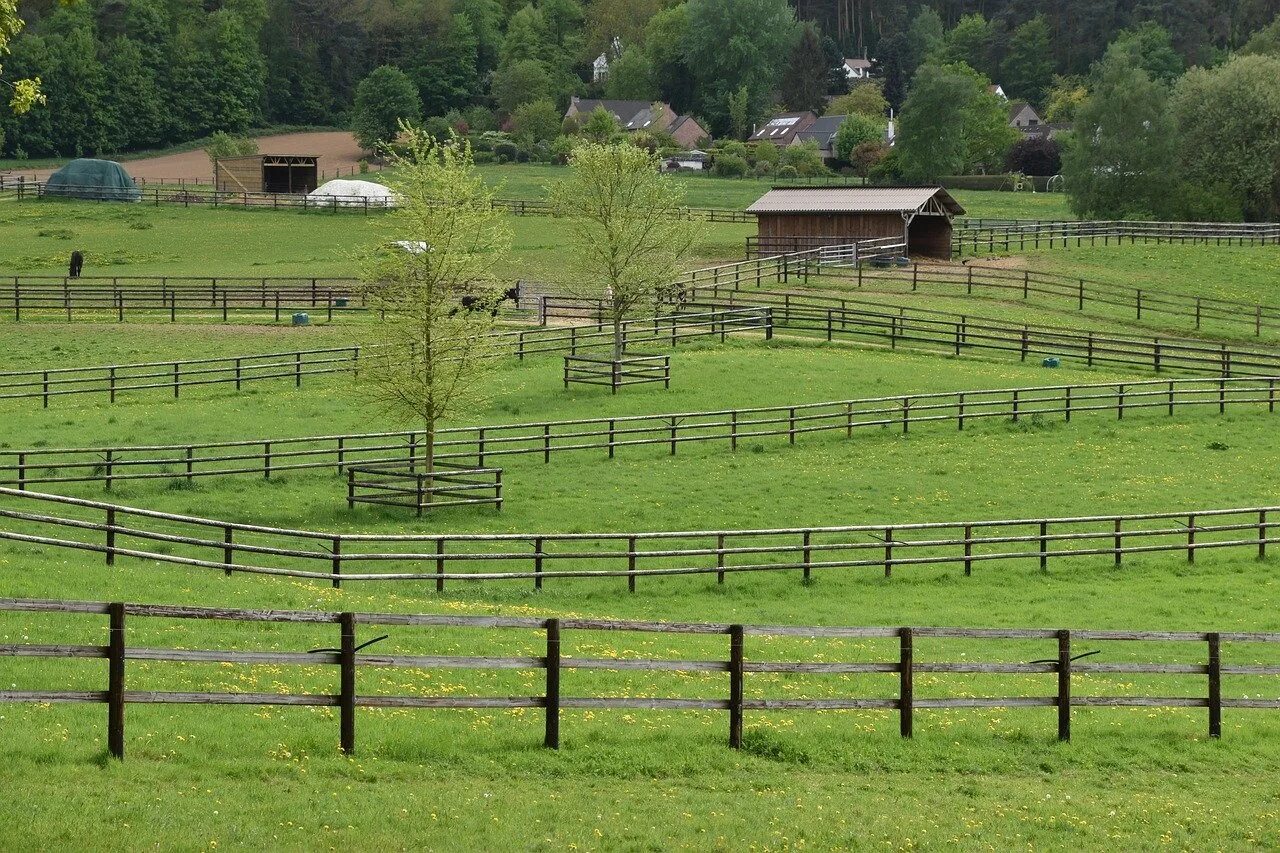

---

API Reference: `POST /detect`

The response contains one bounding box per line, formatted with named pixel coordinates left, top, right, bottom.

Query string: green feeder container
left=1042, top=356, right=1061, bottom=368
left=292, top=312, right=310, bottom=326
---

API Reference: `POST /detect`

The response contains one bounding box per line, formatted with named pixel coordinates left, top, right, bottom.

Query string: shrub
left=1005, top=135, right=1062, bottom=176
left=711, top=153, right=748, bottom=177
left=717, top=140, right=749, bottom=161
left=779, top=142, right=828, bottom=177
left=205, top=131, right=258, bottom=165
left=776, top=164, right=799, bottom=178
left=494, top=141, right=519, bottom=162
left=753, top=160, right=774, bottom=177
left=749, top=142, right=779, bottom=166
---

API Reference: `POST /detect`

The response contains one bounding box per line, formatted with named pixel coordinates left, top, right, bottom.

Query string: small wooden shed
left=746, top=186, right=965, bottom=259
left=214, top=154, right=319, bottom=194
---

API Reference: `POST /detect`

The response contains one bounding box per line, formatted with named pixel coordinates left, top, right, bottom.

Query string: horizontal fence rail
left=0, top=488, right=1274, bottom=589
left=13, top=180, right=752, bottom=222
left=676, top=286, right=1280, bottom=378
left=2, top=376, right=1275, bottom=491
left=953, top=219, right=1280, bottom=254
left=1, top=597, right=1277, bottom=758
left=826, top=263, right=1280, bottom=340
left=0, top=307, right=768, bottom=407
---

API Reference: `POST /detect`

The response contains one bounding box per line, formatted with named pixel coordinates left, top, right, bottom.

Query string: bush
left=776, top=164, right=799, bottom=178
left=473, top=151, right=495, bottom=164
left=351, top=65, right=421, bottom=151
left=510, top=100, right=561, bottom=145
left=1005, top=135, right=1062, bottom=176
left=717, top=140, right=749, bottom=161
left=494, top=141, right=519, bottom=162
left=850, top=141, right=889, bottom=178
left=550, top=136, right=576, bottom=164
left=712, top=153, right=748, bottom=177
left=206, top=131, right=258, bottom=165
left=780, top=142, right=828, bottom=177
left=753, top=160, right=774, bottom=177
left=749, top=142, right=779, bottom=166
left=463, top=106, right=497, bottom=133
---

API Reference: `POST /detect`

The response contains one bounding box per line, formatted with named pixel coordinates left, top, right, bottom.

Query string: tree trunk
left=612, top=316, right=624, bottom=362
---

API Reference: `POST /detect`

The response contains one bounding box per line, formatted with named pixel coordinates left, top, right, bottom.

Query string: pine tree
left=1003, top=15, right=1055, bottom=106
left=780, top=22, right=829, bottom=113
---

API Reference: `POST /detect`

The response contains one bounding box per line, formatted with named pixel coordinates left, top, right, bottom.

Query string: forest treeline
left=4, top=0, right=1279, bottom=160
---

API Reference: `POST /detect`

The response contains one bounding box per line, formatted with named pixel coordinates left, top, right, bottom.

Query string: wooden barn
left=745, top=186, right=965, bottom=259
left=214, top=154, right=319, bottom=194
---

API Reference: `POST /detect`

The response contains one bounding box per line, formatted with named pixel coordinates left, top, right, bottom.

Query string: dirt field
left=18, top=131, right=373, bottom=184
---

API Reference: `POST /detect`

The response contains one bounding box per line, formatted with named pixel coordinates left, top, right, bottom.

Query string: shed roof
left=746, top=186, right=965, bottom=216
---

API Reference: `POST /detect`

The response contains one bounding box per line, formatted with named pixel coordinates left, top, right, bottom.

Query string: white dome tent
left=307, top=179, right=397, bottom=208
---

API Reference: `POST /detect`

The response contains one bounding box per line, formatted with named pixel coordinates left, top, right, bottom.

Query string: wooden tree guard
left=347, top=462, right=502, bottom=515
left=563, top=353, right=670, bottom=394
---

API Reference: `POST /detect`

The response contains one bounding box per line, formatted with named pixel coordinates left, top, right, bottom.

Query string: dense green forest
left=2, top=0, right=1280, bottom=161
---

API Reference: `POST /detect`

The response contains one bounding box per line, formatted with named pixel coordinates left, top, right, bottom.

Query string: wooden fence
left=0, top=307, right=769, bottom=407
left=953, top=219, right=1280, bottom=254
left=2, top=376, right=1275, bottom=492
left=0, top=488, right=1274, bottom=589
left=0, top=275, right=364, bottom=322
left=688, top=288, right=1280, bottom=377
left=827, top=262, right=1280, bottom=340
left=2, top=597, right=1277, bottom=758
left=13, top=180, right=752, bottom=222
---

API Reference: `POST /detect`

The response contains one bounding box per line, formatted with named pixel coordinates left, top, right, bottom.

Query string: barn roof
left=746, top=186, right=965, bottom=216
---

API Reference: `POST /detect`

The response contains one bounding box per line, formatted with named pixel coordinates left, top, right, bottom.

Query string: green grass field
left=1, top=193, right=1278, bottom=849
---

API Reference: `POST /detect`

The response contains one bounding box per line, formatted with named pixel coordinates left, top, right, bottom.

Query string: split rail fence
left=953, top=219, right=1280, bottom=254
left=0, top=488, right=1274, bottom=589
left=0, top=307, right=768, bottom=407
left=1, top=597, right=1277, bottom=759
left=825, top=263, right=1280, bottom=340
left=2, top=376, right=1276, bottom=492
left=13, top=180, right=752, bottom=222
left=688, top=289, right=1280, bottom=377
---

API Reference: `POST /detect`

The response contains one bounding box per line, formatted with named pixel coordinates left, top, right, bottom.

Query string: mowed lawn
left=3, top=337, right=1280, bottom=849
left=4, top=182, right=1280, bottom=848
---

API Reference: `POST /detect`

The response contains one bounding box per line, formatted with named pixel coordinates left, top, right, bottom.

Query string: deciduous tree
left=352, top=65, right=421, bottom=151
left=550, top=143, right=698, bottom=361
left=359, top=126, right=512, bottom=474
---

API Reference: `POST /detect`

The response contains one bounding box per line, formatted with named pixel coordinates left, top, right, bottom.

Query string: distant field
left=476, top=162, right=1076, bottom=219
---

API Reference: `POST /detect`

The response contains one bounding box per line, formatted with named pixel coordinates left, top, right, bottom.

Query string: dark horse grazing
left=69, top=251, right=84, bottom=278
left=456, top=285, right=520, bottom=317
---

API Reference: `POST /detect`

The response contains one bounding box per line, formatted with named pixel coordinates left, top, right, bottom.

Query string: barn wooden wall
left=756, top=212, right=953, bottom=259
left=215, top=158, right=263, bottom=193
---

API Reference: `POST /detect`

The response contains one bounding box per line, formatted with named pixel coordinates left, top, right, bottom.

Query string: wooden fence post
left=1188, top=514, right=1196, bottom=563
left=883, top=527, right=894, bottom=577
left=1039, top=521, right=1049, bottom=570
left=436, top=539, right=446, bottom=593
left=628, top=535, right=637, bottom=593
left=963, top=524, right=973, bottom=576
left=331, top=537, right=341, bottom=588
left=899, top=627, right=913, bottom=738
left=105, top=508, right=116, bottom=566
left=534, top=537, right=544, bottom=591
left=1260, top=510, right=1268, bottom=560
left=802, top=531, right=812, bottom=581
left=339, top=612, right=356, bottom=755
left=107, top=602, right=126, bottom=760
left=1208, top=632, right=1221, bottom=738
left=544, top=618, right=561, bottom=749
left=1057, top=629, right=1071, bottom=742
left=729, top=624, right=744, bottom=748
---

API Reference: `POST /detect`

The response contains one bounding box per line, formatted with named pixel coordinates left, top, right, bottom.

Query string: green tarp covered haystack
left=44, top=159, right=141, bottom=202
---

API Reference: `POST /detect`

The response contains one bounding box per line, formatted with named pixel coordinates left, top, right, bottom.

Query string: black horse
left=69, top=251, right=84, bottom=278
left=456, top=285, right=520, bottom=317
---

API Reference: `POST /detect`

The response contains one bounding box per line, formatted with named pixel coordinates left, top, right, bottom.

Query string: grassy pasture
left=2, top=190, right=1280, bottom=849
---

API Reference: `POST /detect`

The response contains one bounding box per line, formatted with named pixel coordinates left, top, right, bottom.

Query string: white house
left=843, top=58, right=873, bottom=80
left=989, top=84, right=1008, bottom=100
left=592, top=53, right=609, bottom=83
left=592, top=36, right=622, bottom=83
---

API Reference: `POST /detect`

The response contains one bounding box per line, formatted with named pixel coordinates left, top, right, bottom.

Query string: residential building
left=792, top=114, right=847, bottom=163
left=1008, top=101, right=1042, bottom=131
left=844, top=58, right=873, bottom=80
left=564, top=98, right=710, bottom=149
left=748, top=112, right=818, bottom=147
